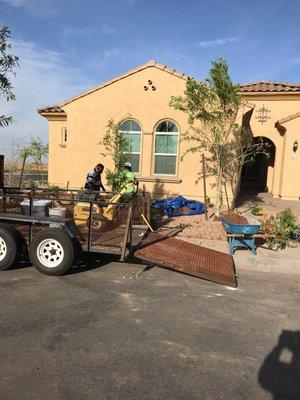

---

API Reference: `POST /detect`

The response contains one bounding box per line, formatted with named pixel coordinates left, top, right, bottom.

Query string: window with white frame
left=154, top=120, right=179, bottom=175
left=61, top=127, right=67, bottom=146
left=119, top=119, right=142, bottom=173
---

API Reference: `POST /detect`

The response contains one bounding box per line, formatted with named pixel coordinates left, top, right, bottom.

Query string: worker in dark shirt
left=84, top=163, right=106, bottom=193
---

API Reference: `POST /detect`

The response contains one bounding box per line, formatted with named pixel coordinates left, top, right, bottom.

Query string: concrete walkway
left=185, top=237, right=300, bottom=276
left=235, top=189, right=300, bottom=219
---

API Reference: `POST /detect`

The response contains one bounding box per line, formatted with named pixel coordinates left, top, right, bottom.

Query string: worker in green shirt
left=122, top=162, right=138, bottom=196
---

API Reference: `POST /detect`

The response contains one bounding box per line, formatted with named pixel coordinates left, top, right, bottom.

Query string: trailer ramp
left=134, top=232, right=237, bottom=287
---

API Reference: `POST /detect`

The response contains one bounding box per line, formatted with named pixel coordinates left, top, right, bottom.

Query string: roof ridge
left=240, top=80, right=300, bottom=87
left=58, top=60, right=190, bottom=107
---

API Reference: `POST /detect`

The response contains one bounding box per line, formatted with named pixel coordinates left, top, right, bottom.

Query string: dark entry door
left=241, top=154, right=266, bottom=189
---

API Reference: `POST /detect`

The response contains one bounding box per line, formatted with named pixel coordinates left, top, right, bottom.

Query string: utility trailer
left=0, top=187, right=151, bottom=275
left=0, top=188, right=237, bottom=286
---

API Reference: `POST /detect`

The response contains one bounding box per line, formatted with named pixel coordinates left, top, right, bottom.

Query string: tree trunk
left=232, top=167, right=243, bottom=209
left=215, top=162, right=223, bottom=217
left=19, top=154, right=27, bottom=188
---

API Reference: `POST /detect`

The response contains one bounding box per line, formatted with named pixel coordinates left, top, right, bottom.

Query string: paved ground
left=236, top=189, right=300, bottom=219
left=189, top=238, right=300, bottom=275
left=1, top=255, right=299, bottom=400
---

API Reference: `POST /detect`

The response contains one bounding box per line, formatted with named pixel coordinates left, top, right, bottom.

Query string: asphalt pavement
left=0, top=255, right=299, bottom=400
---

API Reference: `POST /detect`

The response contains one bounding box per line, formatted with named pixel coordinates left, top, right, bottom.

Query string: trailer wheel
left=29, top=228, right=77, bottom=276
left=0, top=224, right=23, bottom=270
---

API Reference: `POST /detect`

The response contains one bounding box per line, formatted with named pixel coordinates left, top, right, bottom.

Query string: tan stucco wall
left=242, top=95, right=300, bottom=200
left=46, top=67, right=219, bottom=202
left=43, top=67, right=300, bottom=203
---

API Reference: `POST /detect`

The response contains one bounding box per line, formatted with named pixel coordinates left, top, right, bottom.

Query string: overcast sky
left=1, top=0, right=300, bottom=158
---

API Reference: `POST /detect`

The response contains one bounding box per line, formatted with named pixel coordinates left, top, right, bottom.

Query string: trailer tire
left=29, top=228, right=76, bottom=276
left=0, top=224, right=23, bottom=270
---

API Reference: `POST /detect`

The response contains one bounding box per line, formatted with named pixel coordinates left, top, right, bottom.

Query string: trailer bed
left=80, top=227, right=147, bottom=254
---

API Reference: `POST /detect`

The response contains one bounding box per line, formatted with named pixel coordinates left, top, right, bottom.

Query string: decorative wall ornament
left=144, top=80, right=156, bottom=91
left=255, top=104, right=271, bottom=124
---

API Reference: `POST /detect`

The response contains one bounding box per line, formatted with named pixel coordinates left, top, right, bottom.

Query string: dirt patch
left=164, top=213, right=226, bottom=241
left=221, top=212, right=248, bottom=225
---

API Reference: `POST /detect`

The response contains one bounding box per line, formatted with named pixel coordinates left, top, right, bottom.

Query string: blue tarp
left=152, top=195, right=205, bottom=217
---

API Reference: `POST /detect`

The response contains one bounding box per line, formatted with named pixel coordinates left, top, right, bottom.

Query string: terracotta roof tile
left=38, top=62, right=300, bottom=115
left=239, top=81, right=300, bottom=93
left=59, top=60, right=190, bottom=107
left=37, top=105, right=65, bottom=114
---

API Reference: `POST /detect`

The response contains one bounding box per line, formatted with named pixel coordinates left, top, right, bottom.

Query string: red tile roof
left=59, top=60, right=190, bottom=107
left=38, top=105, right=65, bottom=114
left=38, top=62, right=300, bottom=115
left=239, top=81, right=300, bottom=93
left=38, top=60, right=190, bottom=114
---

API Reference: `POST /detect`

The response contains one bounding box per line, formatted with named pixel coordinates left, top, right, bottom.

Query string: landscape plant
left=0, top=26, right=19, bottom=128
left=261, top=208, right=300, bottom=249
left=250, top=203, right=265, bottom=216
left=18, top=137, right=48, bottom=186
left=99, top=118, right=129, bottom=191
left=170, top=58, right=269, bottom=217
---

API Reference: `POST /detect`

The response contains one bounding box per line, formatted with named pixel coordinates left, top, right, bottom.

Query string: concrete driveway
left=0, top=255, right=299, bottom=400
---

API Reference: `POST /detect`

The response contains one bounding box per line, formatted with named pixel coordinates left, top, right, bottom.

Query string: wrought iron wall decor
left=255, top=104, right=271, bottom=124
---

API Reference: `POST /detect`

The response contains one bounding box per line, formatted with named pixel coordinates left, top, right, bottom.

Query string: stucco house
left=38, top=60, right=300, bottom=204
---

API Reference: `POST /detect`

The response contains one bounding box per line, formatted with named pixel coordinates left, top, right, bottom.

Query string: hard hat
left=124, top=162, right=132, bottom=168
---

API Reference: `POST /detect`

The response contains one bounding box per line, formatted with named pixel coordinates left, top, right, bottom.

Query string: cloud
left=62, top=27, right=95, bottom=40
left=102, top=24, right=115, bottom=35
left=2, top=0, right=56, bottom=17
left=3, top=0, right=32, bottom=7
left=195, top=37, right=241, bottom=48
left=62, top=24, right=115, bottom=44
left=0, top=39, right=91, bottom=157
left=124, top=0, right=138, bottom=5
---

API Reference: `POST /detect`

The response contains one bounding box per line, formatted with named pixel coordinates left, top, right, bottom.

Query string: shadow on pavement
left=258, top=330, right=300, bottom=399
left=69, top=253, right=119, bottom=274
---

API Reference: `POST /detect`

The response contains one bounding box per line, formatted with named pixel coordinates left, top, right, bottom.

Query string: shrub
left=250, top=203, right=265, bottom=216
left=261, top=208, right=300, bottom=249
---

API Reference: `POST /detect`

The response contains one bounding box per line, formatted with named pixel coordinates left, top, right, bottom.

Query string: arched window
left=154, top=120, right=179, bottom=175
left=119, top=119, right=142, bottom=173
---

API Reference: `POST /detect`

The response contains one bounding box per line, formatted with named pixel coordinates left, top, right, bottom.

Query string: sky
left=1, top=0, right=300, bottom=158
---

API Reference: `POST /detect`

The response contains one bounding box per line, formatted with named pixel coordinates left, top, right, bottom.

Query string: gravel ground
left=164, top=213, right=226, bottom=241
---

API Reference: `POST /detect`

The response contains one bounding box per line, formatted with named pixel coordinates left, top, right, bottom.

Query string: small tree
left=27, top=137, right=48, bottom=175
left=99, top=118, right=129, bottom=191
left=0, top=27, right=19, bottom=128
left=170, top=58, right=268, bottom=216
left=17, top=137, right=48, bottom=186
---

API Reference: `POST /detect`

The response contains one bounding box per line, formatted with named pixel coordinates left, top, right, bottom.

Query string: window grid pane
left=125, top=154, right=140, bottom=173
left=154, top=155, right=176, bottom=175
left=119, top=119, right=142, bottom=173
left=155, top=134, right=178, bottom=155
left=156, top=121, right=178, bottom=132
left=154, top=120, right=178, bottom=175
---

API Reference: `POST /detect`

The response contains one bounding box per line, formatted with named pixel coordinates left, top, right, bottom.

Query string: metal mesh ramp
left=134, top=232, right=237, bottom=287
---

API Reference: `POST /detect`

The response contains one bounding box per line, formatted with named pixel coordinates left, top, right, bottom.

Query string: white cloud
left=3, top=0, right=31, bottom=7
left=102, top=24, right=115, bottom=35
left=195, top=37, right=241, bottom=48
left=0, top=40, right=91, bottom=158
left=61, top=25, right=115, bottom=45
left=2, top=0, right=56, bottom=17
left=62, top=27, right=95, bottom=40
